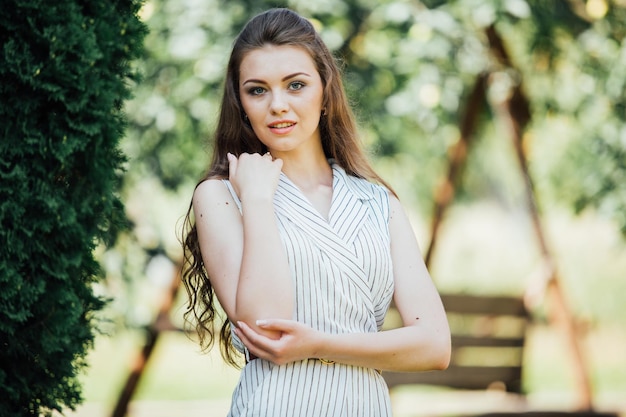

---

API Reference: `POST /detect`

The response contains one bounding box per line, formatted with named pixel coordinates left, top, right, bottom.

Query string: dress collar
left=330, top=162, right=376, bottom=201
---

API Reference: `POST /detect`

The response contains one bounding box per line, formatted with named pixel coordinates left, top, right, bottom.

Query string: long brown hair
left=181, top=8, right=395, bottom=367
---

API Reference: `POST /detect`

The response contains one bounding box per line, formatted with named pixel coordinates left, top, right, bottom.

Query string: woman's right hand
left=227, top=152, right=283, bottom=202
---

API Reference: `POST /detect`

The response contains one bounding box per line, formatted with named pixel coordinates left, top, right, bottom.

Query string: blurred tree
left=108, top=0, right=625, bottom=330
left=0, top=0, right=145, bottom=415
left=524, top=1, right=626, bottom=234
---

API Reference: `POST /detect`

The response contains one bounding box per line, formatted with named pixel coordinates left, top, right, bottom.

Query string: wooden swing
left=382, top=25, right=614, bottom=417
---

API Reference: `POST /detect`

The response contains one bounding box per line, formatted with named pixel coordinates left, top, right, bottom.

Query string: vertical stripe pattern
left=224, top=163, right=394, bottom=417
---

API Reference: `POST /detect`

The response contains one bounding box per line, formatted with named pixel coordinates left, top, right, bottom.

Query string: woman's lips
left=268, top=120, right=296, bottom=134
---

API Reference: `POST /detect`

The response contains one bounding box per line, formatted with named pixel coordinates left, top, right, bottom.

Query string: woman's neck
left=273, top=147, right=333, bottom=191
left=278, top=152, right=334, bottom=220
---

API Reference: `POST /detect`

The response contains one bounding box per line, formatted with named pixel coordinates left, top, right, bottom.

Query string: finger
left=255, top=318, right=296, bottom=332
left=234, top=323, right=265, bottom=349
left=233, top=326, right=253, bottom=348
left=237, top=321, right=277, bottom=353
left=227, top=152, right=237, bottom=178
left=233, top=327, right=265, bottom=359
left=238, top=320, right=265, bottom=339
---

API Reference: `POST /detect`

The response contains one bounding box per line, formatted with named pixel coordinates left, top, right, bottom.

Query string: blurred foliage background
left=84, top=0, right=626, bottom=413
left=102, top=0, right=626, bottom=327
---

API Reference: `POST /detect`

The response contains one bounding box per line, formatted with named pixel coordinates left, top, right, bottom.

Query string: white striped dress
left=223, top=163, right=394, bottom=417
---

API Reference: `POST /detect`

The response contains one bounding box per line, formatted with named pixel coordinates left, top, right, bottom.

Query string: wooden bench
left=382, top=294, right=619, bottom=417
left=383, top=293, right=529, bottom=394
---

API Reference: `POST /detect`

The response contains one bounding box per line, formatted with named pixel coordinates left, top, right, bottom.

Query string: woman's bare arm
left=193, top=153, right=293, bottom=337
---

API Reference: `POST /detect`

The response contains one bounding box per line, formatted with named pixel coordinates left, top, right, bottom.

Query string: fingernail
left=256, top=320, right=268, bottom=326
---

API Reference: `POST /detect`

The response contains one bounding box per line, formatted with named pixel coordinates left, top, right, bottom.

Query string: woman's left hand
left=234, top=319, right=323, bottom=365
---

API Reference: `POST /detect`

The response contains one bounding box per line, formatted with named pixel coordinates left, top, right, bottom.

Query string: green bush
left=0, top=1, right=145, bottom=415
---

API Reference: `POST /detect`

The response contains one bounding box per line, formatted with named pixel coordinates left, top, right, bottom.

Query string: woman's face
left=238, top=45, right=324, bottom=156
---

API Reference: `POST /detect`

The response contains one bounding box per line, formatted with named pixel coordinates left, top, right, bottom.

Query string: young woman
left=181, top=8, right=450, bottom=416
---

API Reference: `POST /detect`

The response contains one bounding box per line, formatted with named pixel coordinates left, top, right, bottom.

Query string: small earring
left=321, top=108, right=327, bottom=116
left=244, top=114, right=249, bottom=121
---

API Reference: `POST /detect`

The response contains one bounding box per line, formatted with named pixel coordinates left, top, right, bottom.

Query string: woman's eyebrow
left=281, top=72, right=311, bottom=81
left=242, top=72, right=312, bottom=85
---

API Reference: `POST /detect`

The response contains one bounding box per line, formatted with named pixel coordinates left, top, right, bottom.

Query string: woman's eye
left=248, top=87, right=265, bottom=96
left=289, top=81, right=305, bottom=91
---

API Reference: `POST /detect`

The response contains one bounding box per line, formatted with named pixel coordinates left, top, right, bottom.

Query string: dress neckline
left=278, top=163, right=336, bottom=223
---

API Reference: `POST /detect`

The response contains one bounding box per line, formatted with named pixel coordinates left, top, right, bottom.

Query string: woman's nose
left=269, top=91, right=289, bottom=114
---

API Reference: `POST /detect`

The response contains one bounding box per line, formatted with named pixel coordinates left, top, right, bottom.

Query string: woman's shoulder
left=195, top=176, right=243, bottom=215
left=192, top=178, right=243, bottom=222
left=193, top=177, right=232, bottom=206
left=194, top=177, right=225, bottom=195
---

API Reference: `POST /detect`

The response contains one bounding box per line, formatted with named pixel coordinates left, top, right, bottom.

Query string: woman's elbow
left=405, top=328, right=451, bottom=372
left=433, top=342, right=451, bottom=370
left=428, top=330, right=452, bottom=371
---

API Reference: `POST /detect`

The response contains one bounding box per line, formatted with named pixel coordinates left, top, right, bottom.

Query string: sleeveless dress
left=223, top=163, right=394, bottom=417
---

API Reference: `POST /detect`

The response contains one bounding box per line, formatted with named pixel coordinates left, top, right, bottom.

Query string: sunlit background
left=66, top=0, right=625, bottom=416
